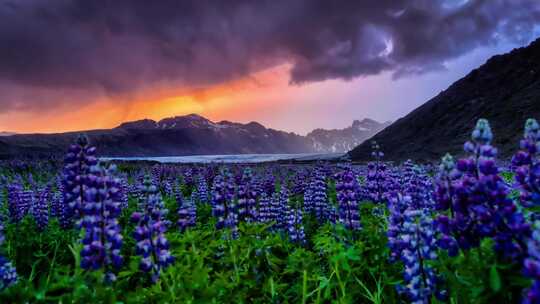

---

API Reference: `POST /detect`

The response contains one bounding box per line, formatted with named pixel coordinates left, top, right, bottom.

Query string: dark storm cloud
left=0, top=0, right=539, bottom=110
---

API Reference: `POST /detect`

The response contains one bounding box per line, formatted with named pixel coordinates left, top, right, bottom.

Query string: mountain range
left=0, top=114, right=388, bottom=159
left=349, top=37, right=540, bottom=162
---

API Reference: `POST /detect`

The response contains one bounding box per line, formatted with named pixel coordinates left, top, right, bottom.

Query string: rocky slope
left=349, top=37, right=540, bottom=162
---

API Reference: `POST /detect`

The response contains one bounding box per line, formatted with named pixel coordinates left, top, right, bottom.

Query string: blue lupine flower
left=0, top=216, right=17, bottom=290
left=257, top=193, right=271, bottom=224
left=131, top=190, right=174, bottom=283
left=237, top=168, right=258, bottom=223
left=79, top=164, right=124, bottom=282
left=513, top=119, right=540, bottom=209
left=389, top=194, right=447, bottom=303
left=7, top=181, right=28, bottom=223
left=524, top=229, right=540, bottom=304
left=62, top=134, right=98, bottom=227
left=435, top=119, right=530, bottom=261
left=211, top=169, right=238, bottom=237
left=306, top=167, right=329, bottom=221
left=33, top=184, right=51, bottom=231
left=0, top=256, right=17, bottom=290
left=286, top=206, right=305, bottom=244
left=197, top=175, right=209, bottom=204
left=178, top=192, right=197, bottom=232
left=335, top=167, right=361, bottom=230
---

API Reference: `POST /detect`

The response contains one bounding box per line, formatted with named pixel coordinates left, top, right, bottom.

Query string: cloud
left=0, top=0, right=539, bottom=111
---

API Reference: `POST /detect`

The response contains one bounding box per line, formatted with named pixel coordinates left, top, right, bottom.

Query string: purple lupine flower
left=267, top=188, right=288, bottom=231
left=512, top=118, right=540, bottom=208
left=400, top=160, right=434, bottom=209
left=33, top=184, right=51, bottom=231
left=262, top=172, right=276, bottom=196
left=197, top=175, right=209, bottom=204
left=79, top=164, right=124, bottom=282
left=178, top=192, right=197, bottom=232
left=50, top=191, right=62, bottom=218
left=257, top=193, right=271, bottom=224
left=131, top=190, right=174, bottom=283
left=303, top=181, right=313, bottom=217
left=306, top=167, right=328, bottom=221
left=286, top=206, right=306, bottom=244
left=0, top=256, right=17, bottom=290
left=0, top=216, right=17, bottom=290
left=291, top=169, right=308, bottom=197
left=62, top=134, right=98, bottom=227
left=435, top=119, right=530, bottom=261
left=387, top=193, right=410, bottom=262
left=119, top=177, right=129, bottom=210
left=335, top=167, right=361, bottom=230
left=237, top=168, right=257, bottom=223
left=7, top=181, right=25, bottom=223
left=211, top=169, right=238, bottom=237
left=393, top=204, right=447, bottom=303
left=323, top=203, right=337, bottom=224
left=365, top=141, right=388, bottom=204
left=524, top=229, right=540, bottom=304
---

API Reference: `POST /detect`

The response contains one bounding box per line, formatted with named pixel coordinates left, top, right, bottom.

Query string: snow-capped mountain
left=307, top=119, right=391, bottom=153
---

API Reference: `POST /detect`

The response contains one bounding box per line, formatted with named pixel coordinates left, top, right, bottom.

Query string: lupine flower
left=163, top=179, right=174, bottom=197
left=286, top=206, right=306, bottom=244
left=79, top=164, right=124, bottom=282
left=400, top=160, right=434, bottom=209
left=119, top=177, right=129, bottom=210
left=435, top=119, right=530, bottom=261
left=365, top=141, right=389, bottom=204
left=262, top=172, right=276, bottom=196
left=303, top=186, right=313, bottom=214
left=257, top=193, right=271, bottom=223
left=335, top=167, right=361, bottom=230
left=178, top=192, right=197, bottom=232
left=197, top=175, right=209, bottom=204
left=62, top=135, right=98, bottom=227
left=393, top=204, right=447, bottom=303
left=512, top=118, right=540, bottom=208
left=0, top=256, right=17, bottom=291
left=267, top=188, right=288, bottom=231
left=237, top=168, right=257, bottom=223
left=387, top=193, right=410, bottom=262
left=0, top=216, right=17, bottom=290
left=7, top=181, right=27, bottom=223
left=211, top=169, right=238, bottom=237
left=33, top=184, right=51, bottom=231
left=131, top=191, right=174, bottom=283
left=174, top=185, right=184, bottom=207
left=524, top=229, right=540, bottom=304
left=306, top=167, right=328, bottom=221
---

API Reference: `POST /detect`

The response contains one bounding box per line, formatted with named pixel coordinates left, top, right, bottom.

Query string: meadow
left=0, top=118, right=539, bottom=303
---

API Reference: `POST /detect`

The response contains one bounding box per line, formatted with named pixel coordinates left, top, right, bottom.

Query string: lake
left=102, top=153, right=345, bottom=164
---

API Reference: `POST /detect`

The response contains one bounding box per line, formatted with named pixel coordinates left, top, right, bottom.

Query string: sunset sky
left=0, top=1, right=539, bottom=134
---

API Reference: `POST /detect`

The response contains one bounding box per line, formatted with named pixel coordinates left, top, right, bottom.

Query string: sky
left=0, top=0, right=539, bottom=135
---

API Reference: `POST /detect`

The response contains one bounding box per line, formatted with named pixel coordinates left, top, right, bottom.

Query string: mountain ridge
left=349, top=37, right=540, bottom=162
left=0, top=114, right=388, bottom=158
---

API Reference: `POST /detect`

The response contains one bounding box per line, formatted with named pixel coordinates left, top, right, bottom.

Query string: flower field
left=0, top=118, right=540, bottom=303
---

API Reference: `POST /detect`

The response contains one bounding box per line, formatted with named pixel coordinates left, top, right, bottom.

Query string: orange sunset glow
left=0, top=64, right=292, bottom=134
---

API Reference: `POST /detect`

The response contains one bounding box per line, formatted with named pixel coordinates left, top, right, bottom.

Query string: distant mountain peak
left=307, top=119, right=390, bottom=153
